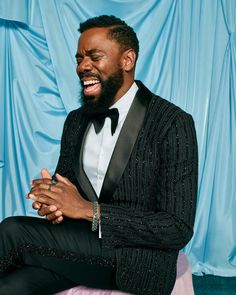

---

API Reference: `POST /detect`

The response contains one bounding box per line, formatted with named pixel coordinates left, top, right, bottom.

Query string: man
left=0, top=15, right=198, bottom=295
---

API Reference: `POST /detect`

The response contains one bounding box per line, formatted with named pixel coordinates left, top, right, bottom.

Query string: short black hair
left=79, top=15, right=139, bottom=60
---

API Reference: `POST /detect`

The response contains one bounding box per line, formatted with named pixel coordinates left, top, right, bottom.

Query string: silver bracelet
left=92, top=201, right=99, bottom=232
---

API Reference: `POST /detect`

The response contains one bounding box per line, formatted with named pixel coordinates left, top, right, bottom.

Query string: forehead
left=77, top=27, right=120, bottom=53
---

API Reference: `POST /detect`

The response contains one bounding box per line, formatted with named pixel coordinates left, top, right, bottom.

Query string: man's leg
left=0, top=216, right=116, bottom=293
left=0, top=265, right=77, bottom=295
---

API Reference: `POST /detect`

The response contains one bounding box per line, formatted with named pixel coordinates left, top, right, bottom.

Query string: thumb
left=41, top=168, right=52, bottom=179
left=55, top=173, right=71, bottom=185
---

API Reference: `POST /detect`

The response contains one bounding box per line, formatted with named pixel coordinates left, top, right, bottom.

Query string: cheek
left=76, top=65, right=80, bottom=76
left=98, top=65, right=120, bottom=81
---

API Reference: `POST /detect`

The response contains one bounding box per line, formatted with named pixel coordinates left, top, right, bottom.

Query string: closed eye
left=75, top=50, right=104, bottom=64
left=76, top=57, right=83, bottom=65
left=91, top=55, right=102, bottom=62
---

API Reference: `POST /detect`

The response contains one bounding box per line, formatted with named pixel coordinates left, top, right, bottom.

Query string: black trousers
left=0, top=216, right=116, bottom=295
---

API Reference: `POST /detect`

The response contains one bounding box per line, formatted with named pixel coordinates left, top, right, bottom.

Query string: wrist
left=84, top=201, right=94, bottom=221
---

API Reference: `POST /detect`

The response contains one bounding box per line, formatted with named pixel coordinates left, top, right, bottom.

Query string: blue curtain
left=0, top=0, right=235, bottom=277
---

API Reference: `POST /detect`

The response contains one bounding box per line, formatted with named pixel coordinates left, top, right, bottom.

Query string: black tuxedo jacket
left=55, top=81, right=198, bottom=295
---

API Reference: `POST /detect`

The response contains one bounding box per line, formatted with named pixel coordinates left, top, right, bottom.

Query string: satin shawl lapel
left=100, top=81, right=152, bottom=203
left=73, top=119, right=99, bottom=202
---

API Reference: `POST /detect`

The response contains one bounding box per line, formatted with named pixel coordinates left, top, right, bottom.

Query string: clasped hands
left=27, top=168, right=94, bottom=224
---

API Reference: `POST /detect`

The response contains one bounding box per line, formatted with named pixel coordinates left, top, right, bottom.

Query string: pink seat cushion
left=55, top=251, right=194, bottom=295
left=170, top=251, right=194, bottom=295
left=56, top=288, right=130, bottom=295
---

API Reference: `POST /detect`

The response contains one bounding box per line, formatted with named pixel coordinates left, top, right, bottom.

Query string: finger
left=32, top=201, right=42, bottom=210
left=52, top=216, right=63, bottom=224
left=31, top=178, right=53, bottom=187
left=37, top=182, right=63, bottom=194
left=31, top=183, right=55, bottom=193
left=55, top=173, right=72, bottom=185
left=41, top=168, right=52, bottom=179
left=29, top=193, right=57, bottom=206
left=38, top=204, right=48, bottom=216
left=26, top=186, right=36, bottom=198
left=30, top=168, right=52, bottom=187
left=30, top=187, right=58, bottom=200
left=25, top=192, right=31, bottom=199
left=46, top=210, right=63, bottom=221
left=38, top=205, right=58, bottom=216
left=38, top=204, right=50, bottom=217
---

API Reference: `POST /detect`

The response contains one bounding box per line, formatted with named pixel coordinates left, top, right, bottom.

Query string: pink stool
left=55, top=251, right=194, bottom=295
left=170, top=251, right=194, bottom=295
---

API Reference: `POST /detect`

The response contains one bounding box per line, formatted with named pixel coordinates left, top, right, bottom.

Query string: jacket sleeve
left=54, top=111, right=76, bottom=178
left=100, top=113, right=198, bottom=250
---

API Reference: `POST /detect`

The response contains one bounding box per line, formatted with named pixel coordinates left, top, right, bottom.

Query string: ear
left=121, top=49, right=136, bottom=72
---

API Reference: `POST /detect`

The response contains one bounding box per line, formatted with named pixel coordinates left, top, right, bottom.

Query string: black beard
left=80, top=69, right=124, bottom=117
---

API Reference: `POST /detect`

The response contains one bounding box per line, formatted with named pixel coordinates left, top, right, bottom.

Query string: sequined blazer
left=55, top=81, right=198, bottom=295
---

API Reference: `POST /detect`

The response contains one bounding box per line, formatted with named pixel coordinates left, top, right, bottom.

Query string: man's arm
left=100, top=113, right=198, bottom=250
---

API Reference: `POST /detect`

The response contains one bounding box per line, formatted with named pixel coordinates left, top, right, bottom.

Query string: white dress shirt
left=83, top=82, right=138, bottom=197
left=83, top=82, right=138, bottom=237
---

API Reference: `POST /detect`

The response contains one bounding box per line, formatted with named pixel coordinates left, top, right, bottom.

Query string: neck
left=114, top=77, right=135, bottom=103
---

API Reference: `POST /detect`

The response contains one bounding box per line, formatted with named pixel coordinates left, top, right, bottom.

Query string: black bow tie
left=92, top=108, right=119, bottom=135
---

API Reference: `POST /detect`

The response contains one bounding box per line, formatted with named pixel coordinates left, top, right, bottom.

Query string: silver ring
left=51, top=178, right=58, bottom=185
left=48, top=178, right=57, bottom=190
left=51, top=176, right=58, bottom=185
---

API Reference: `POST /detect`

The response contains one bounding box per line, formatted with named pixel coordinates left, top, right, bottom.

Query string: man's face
left=76, top=27, right=125, bottom=110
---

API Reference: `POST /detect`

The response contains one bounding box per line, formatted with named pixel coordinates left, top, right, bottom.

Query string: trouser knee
left=1, top=216, right=20, bottom=229
left=0, top=279, right=17, bottom=295
left=0, top=216, right=24, bottom=241
left=0, top=216, right=28, bottom=271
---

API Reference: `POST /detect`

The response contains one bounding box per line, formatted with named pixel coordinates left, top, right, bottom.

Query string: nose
left=77, top=56, right=92, bottom=74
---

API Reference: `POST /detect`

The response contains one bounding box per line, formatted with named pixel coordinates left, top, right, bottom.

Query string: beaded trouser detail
left=0, top=216, right=115, bottom=275
left=0, top=243, right=114, bottom=273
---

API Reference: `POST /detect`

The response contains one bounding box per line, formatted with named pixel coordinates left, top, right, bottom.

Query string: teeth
left=83, top=80, right=99, bottom=86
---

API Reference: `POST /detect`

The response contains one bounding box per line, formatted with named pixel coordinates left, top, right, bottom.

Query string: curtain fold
left=0, top=0, right=235, bottom=276
left=0, top=0, right=42, bottom=26
left=220, top=0, right=236, bottom=269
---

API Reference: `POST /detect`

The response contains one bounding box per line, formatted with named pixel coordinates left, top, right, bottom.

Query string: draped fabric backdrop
left=0, top=0, right=235, bottom=277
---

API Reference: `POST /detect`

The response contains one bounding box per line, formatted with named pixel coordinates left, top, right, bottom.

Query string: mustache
left=79, top=72, right=100, bottom=80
